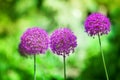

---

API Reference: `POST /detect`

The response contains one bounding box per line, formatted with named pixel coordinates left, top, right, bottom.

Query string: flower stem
left=34, top=54, right=36, bottom=80
left=63, top=55, right=66, bottom=80
left=98, top=34, right=109, bottom=80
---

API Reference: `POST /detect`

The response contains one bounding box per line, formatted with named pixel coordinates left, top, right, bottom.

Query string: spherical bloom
left=19, top=27, right=49, bottom=55
left=50, top=28, right=77, bottom=56
left=84, top=12, right=111, bottom=36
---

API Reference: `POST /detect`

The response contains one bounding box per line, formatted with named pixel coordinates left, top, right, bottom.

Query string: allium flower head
left=19, top=27, right=49, bottom=55
left=84, top=12, right=111, bottom=36
left=50, top=28, right=77, bottom=56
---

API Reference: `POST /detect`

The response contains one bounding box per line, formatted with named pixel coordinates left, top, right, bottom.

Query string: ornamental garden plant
left=19, top=27, right=49, bottom=80
left=84, top=12, right=111, bottom=80
left=50, top=28, right=77, bottom=80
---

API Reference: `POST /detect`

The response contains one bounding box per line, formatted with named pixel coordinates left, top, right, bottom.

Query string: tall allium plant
left=84, top=13, right=111, bottom=80
left=50, top=28, right=77, bottom=80
left=19, top=27, right=49, bottom=80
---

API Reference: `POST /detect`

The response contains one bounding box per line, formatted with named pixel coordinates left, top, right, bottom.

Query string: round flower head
left=50, top=28, right=77, bottom=56
left=19, top=27, right=49, bottom=55
left=84, top=12, right=111, bottom=36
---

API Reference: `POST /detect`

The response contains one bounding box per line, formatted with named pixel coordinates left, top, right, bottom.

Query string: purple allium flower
left=19, top=27, right=49, bottom=55
left=84, top=13, right=111, bottom=36
left=50, top=28, right=77, bottom=56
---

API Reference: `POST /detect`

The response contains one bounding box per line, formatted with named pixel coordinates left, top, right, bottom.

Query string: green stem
left=98, top=34, right=109, bottom=80
left=63, top=55, right=66, bottom=80
left=34, top=54, right=36, bottom=80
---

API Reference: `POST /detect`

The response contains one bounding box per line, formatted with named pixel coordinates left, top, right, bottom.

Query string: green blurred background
left=0, top=0, right=120, bottom=80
